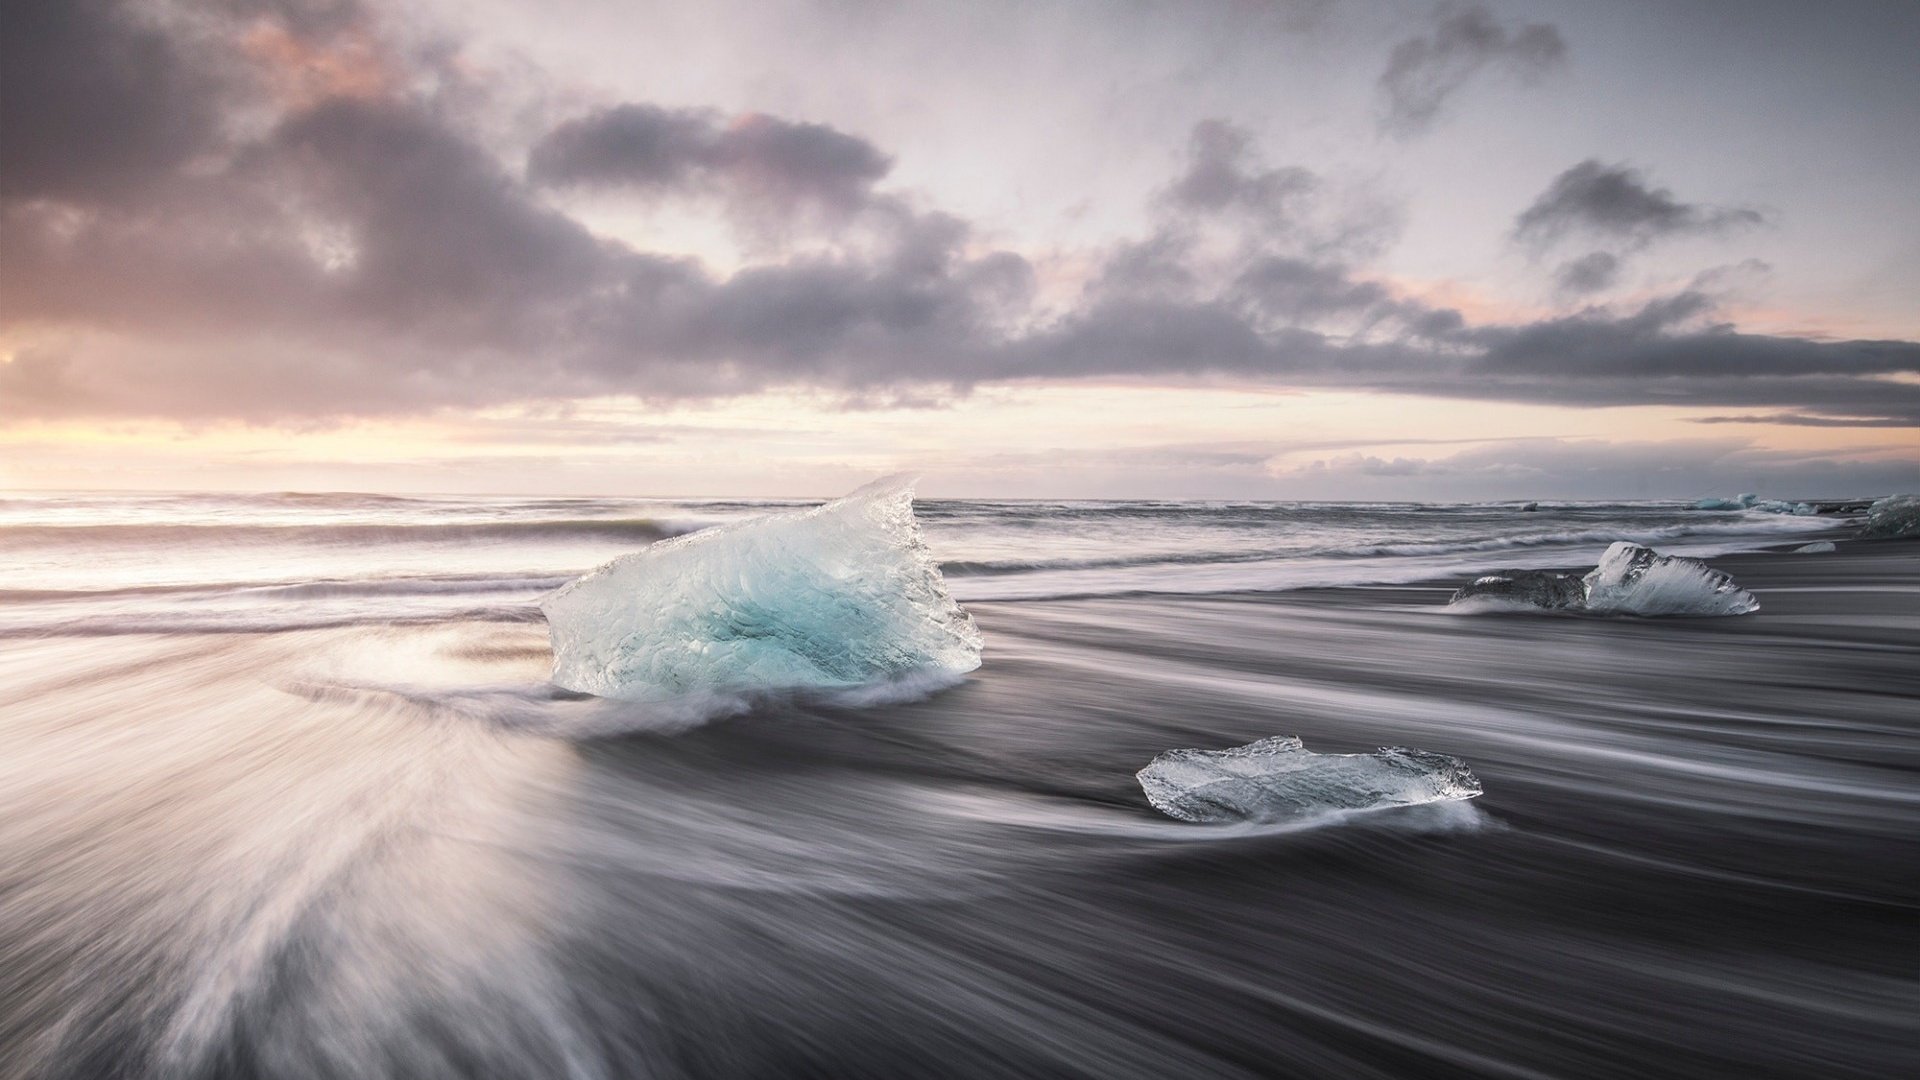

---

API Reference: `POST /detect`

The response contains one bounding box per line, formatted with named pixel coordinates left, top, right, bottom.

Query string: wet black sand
left=2, top=541, right=1915, bottom=1079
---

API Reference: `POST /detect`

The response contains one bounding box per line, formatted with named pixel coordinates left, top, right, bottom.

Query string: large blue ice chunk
left=541, top=478, right=982, bottom=701
left=1137, top=736, right=1482, bottom=823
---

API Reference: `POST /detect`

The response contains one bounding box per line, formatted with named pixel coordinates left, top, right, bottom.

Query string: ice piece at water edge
left=541, top=477, right=981, bottom=701
left=1136, top=735, right=1482, bottom=824
left=1862, top=495, right=1920, bottom=539
left=1447, top=543, right=1757, bottom=616
left=1449, top=569, right=1586, bottom=610
left=1580, top=542, right=1759, bottom=616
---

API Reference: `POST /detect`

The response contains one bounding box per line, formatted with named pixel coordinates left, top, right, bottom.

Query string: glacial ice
left=1448, top=542, right=1758, bottom=616
left=1693, top=494, right=1814, bottom=515
left=1136, top=736, right=1482, bottom=824
left=1449, top=569, right=1586, bottom=611
left=1580, top=542, right=1760, bottom=616
left=540, top=477, right=982, bottom=701
left=1793, top=541, right=1836, bottom=554
left=1862, top=494, right=1920, bottom=539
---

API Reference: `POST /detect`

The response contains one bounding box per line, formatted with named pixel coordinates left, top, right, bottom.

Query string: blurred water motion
left=0, top=498, right=1915, bottom=1078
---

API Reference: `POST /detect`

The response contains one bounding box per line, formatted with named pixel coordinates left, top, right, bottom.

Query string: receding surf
left=1448, top=541, right=1759, bottom=616
left=540, top=476, right=982, bottom=706
left=1136, top=736, right=1482, bottom=824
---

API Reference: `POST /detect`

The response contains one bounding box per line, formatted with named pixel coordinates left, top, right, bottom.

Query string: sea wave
left=0, top=496, right=1858, bottom=634
left=939, top=516, right=1833, bottom=577
left=0, top=518, right=684, bottom=547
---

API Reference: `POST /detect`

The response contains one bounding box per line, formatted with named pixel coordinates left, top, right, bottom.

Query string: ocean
left=0, top=492, right=1840, bottom=634
left=1, top=492, right=1913, bottom=1079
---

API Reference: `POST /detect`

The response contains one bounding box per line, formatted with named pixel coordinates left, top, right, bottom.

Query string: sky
left=2, top=0, right=1917, bottom=499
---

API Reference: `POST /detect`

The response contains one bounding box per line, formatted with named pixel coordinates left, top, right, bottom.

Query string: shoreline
left=4, top=532, right=1914, bottom=1079
left=958, top=533, right=1913, bottom=614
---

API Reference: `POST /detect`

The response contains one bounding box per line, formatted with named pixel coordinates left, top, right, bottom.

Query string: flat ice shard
left=1862, top=494, right=1920, bottom=539
left=541, top=478, right=982, bottom=701
left=1793, top=541, right=1836, bottom=554
left=1449, top=569, right=1586, bottom=611
left=1448, top=542, right=1757, bottom=616
left=1137, top=736, right=1482, bottom=823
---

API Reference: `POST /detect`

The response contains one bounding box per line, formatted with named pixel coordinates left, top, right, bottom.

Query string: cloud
left=528, top=104, right=893, bottom=222
left=1376, top=5, right=1566, bottom=138
left=1232, top=257, right=1390, bottom=319
left=1161, top=120, right=1317, bottom=228
left=1691, top=413, right=1920, bottom=429
left=1553, top=251, right=1619, bottom=295
left=1155, top=120, right=1401, bottom=260
left=0, top=9, right=1915, bottom=434
left=1287, top=437, right=1920, bottom=500
left=1514, top=160, right=1765, bottom=251
left=0, top=0, right=225, bottom=202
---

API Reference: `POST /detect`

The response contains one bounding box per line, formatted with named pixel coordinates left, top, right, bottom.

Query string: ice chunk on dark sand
left=542, top=477, right=981, bottom=702
left=1450, top=570, right=1586, bottom=610
left=1136, top=736, right=1482, bottom=824
left=1449, top=542, right=1757, bottom=617
left=1862, top=495, right=1920, bottom=539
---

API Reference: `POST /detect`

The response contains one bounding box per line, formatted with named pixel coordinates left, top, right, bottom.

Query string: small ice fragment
left=541, top=477, right=981, bottom=701
left=1580, top=542, right=1758, bottom=616
left=1136, top=735, right=1482, bottom=824
left=1862, top=494, right=1920, bottom=539
left=1449, top=570, right=1586, bottom=611
left=1793, top=541, right=1836, bottom=554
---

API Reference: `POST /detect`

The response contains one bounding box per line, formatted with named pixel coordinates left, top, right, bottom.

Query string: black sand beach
left=3, top=541, right=1916, bottom=1079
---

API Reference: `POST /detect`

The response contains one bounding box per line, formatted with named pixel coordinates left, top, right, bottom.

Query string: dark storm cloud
left=1161, top=121, right=1316, bottom=228
left=0, top=0, right=224, bottom=202
left=275, top=99, right=610, bottom=325
left=1692, top=413, right=1920, bottom=429
left=1375, top=4, right=1566, bottom=138
left=1553, top=251, right=1619, bottom=295
left=217, top=0, right=365, bottom=37
left=528, top=104, right=894, bottom=217
left=991, top=286, right=1920, bottom=427
left=1231, top=257, right=1388, bottom=319
left=1291, top=437, right=1920, bottom=500
left=1154, top=121, right=1400, bottom=260
left=1467, top=293, right=1920, bottom=381
left=0, top=74, right=1027, bottom=418
left=1514, top=160, right=1765, bottom=250
left=1, top=8, right=1916, bottom=431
